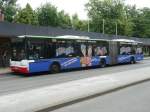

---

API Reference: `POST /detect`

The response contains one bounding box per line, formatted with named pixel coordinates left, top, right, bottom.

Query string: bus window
left=94, top=46, right=100, bottom=56
left=94, top=46, right=108, bottom=56
left=131, top=47, right=136, bottom=54
left=55, top=41, right=79, bottom=58
left=102, top=46, right=108, bottom=55
left=87, top=45, right=93, bottom=57
left=126, top=46, right=131, bottom=55
left=120, top=46, right=126, bottom=55
left=28, top=42, right=45, bottom=60
left=56, top=43, right=66, bottom=58
left=12, top=43, right=26, bottom=61
left=65, top=41, right=75, bottom=57
left=80, top=44, right=86, bottom=57
left=47, top=42, right=56, bottom=58
left=136, top=47, right=143, bottom=54
left=94, top=41, right=109, bottom=56
left=120, top=45, right=131, bottom=55
left=73, top=43, right=82, bottom=57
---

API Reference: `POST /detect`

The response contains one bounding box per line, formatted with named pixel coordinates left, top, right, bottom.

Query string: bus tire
left=130, top=57, right=135, bottom=64
left=100, top=59, right=106, bottom=68
left=50, top=63, right=60, bottom=73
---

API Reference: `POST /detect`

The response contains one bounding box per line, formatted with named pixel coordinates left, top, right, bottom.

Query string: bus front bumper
left=10, top=66, right=29, bottom=74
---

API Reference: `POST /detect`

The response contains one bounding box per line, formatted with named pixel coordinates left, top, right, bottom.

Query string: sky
left=17, top=0, right=150, bottom=20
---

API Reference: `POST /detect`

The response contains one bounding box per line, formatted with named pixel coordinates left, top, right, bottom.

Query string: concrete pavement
left=0, top=65, right=150, bottom=112
left=51, top=80, right=150, bottom=112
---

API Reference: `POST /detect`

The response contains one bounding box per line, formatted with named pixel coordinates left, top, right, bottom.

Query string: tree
left=72, top=14, right=79, bottom=30
left=14, top=3, right=38, bottom=25
left=85, top=0, right=133, bottom=35
left=0, top=0, right=17, bottom=22
left=71, top=14, right=88, bottom=31
left=37, top=3, right=58, bottom=27
left=57, top=10, right=72, bottom=28
left=132, top=8, right=150, bottom=38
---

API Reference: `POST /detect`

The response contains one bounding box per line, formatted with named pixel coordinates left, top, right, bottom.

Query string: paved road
left=51, top=80, right=150, bottom=112
left=0, top=60, right=150, bottom=95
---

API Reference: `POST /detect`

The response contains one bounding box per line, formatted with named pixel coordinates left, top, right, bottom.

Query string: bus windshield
left=11, top=42, right=26, bottom=61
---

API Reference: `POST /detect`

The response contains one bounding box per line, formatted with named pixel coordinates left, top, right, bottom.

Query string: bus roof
left=112, top=39, right=142, bottom=44
left=17, top=35, right=110, bottom=41
left=18, top=35, right=54, bottom=39
left=55, top=35, right=90, bottom=39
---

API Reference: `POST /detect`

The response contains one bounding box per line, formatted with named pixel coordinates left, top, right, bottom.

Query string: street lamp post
left=103, top=19, right=105, bottom=34
left=115, top=21, right=118, bottom=37
left=88, top=19, right=90, bottom=32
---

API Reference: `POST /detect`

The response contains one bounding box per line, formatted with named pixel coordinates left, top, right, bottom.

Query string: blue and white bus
left=10, top=35, right=143, bottom=74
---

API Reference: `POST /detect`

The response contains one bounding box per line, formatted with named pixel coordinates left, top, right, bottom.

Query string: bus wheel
left=50, top=63, right=60, bottom=73
left=100, top=59, right=106, bottom=68
left=130, top=57, right=135, bottom=64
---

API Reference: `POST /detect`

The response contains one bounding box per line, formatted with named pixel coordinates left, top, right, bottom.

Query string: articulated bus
left=10, top=35, right=143, bottom=74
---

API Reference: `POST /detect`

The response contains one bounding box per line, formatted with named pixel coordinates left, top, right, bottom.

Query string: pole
left=71, top=18, right=74, bottom=29
left=115, top=21, right=118, bottom=37
left=103, top=19, right=105, bottom=34
left=88, top=19, right=90, bottom=32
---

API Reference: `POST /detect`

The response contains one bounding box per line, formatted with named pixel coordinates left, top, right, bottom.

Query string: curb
left=0, top=69, right=10, bottom=75
left=144, top=57, right=150, bottom=60
left=0, top=67, right=150, bottom=112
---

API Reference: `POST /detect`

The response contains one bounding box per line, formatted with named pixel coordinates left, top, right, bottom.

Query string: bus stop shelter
left=0, top=37, right=11, bottom=67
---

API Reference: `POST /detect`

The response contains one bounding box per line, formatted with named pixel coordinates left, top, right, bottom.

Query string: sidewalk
left=0, top=67, right=11, bottom=74
left=144, top=57, right=150, bottom=60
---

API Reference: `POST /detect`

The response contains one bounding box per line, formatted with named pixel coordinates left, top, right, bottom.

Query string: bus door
left=109, top=41, right=118, bottom=65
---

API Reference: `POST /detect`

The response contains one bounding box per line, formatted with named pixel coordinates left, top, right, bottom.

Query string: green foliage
left=57, top=10, right=72, bottom=28
left=36, top=3, right=73, bottom=28
left=86, top=0, right=132, bottom=35
left=86, top=0, right=150, bottom=38
left=1, top=0, right=17, bottom=5
left=0, top=0, right=17, bottom=22
left=14, top=4, right=38, bottom=25
left=132, top=8, right=150, bottom=38
left=72, top=14, right=88, bottom=31
left=37, top=3, right=58, bottom=27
